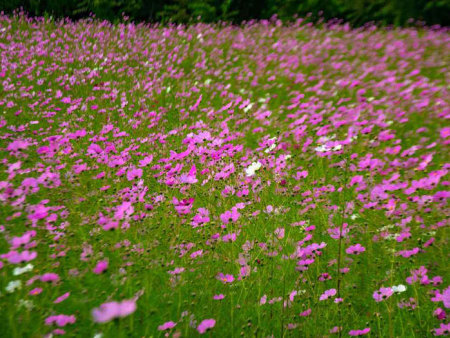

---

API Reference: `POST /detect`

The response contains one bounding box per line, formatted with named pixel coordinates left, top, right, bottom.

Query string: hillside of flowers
left=0, top=13, right=449, bottom=337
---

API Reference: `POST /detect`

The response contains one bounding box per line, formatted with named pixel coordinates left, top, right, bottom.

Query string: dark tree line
left=1, top=0, right=449, bottom=26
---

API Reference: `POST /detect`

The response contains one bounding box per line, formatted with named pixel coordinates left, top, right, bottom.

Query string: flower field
left=0, top=14, right=449, bottom=337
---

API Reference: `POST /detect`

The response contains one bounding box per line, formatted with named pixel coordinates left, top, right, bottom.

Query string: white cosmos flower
left=13, top=264, right=34, bottom=276
left=314, top=145, right=330, bottom=153
left=245, top=161, right=262, bottom=177
left=243, top=103, right=253, bottom=113
left=6, top=280, right=22, bottom=293
left=392, top=284, right=407, bottom=293
left=265, top=143, right=276, bottom=153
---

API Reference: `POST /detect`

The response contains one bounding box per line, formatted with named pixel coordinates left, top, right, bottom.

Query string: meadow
left=0, top=13, right=449, bottom=337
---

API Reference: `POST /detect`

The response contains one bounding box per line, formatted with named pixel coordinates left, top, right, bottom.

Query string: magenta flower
left=327, top=223, right=349, bottom=239
left=172, top=197, right=194, bottom=215
left=54, top=292, right=70, bottom=304
left=217, top=273, right=235, bottom=283
left=319, top=288, right=337, bottom=301
left=158, top=321, right=176, bottom=331
left=93, top=260, right=108, bottom=274
left=299, top=308, right=311, bottom=317
left=346, top=243, right=366, bottom=255
left=330, top=326, right=342, bottom=333
left=197, top=319, right=216, bottom=334
left=45, top=314, right=76, bottom=327
left=373, top=287, right=394, bottom=302
left=29, top=287, right=43, bottom=295
left=2, top=250, right=37, bottom=264
left=433, top=323, right=450, bottom=336
left=349, top=327, right=370, bottom=336
left=220, top=208, right=240, bottom=224
left=92, top=299, right=137, bottom=323
left=126, top=168, right=143, bottom=181
left=443, top=286, right=450, bottom=309
left=213, top=294, right=225, bottom=300
left=434, top=308, right=446, bottom=320
left=40, top=273, right=60, bottom=283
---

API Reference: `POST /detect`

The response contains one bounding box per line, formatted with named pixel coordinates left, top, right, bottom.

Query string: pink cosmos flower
left=29, top=287, right=43, bottom=295
left=213, top=294, right=225, bottom=300
left=40, top=273, right=60, bottom=283
left=349, top=328, right=370, bottom=336
left=197, top=319, right=216, bottom=334
left=45, top=315, right=76, bottom=327
left=319, top=288, right=337, bottom=301
left=274, top=227, right=285, bottom=239
left=168, top=267, right=185, bottom=275
left=54, top=292, right=70, bottom=304
left=330, top=326, right=342, bottom=333
left=327, top=223, right=349, bottom=239
left=433, top=323, right=450, bottom=336
left=217, top=273, right=235, bottom=283
left=92, top=299, right=137, bottom=323
left=373, top=287, right=394, bottom=302
left=434, top=308, right=446, bottom=320
left=299, top=308, right=311, bottom=317
left=220, top=208, right=240, bottom=224
left=93, top=260, right=108, bottom=274
left=443, top=286, right=450, bottom=308
left=346, top=243, right=366, bottom=255
left=2, top=250, right=37, bottom=264
left=158, top=321, right=176, bottom=331
left=126, top=168, right=143, bottom=181
left=260, top=295, right=267, bottom=305
left=172, top=197, right=194, bottom=215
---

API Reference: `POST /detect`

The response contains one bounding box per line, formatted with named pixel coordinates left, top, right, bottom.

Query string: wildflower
left=299, top=308, right=311, bottom=317
left=45, top=314, right=76, bottom=327
left=260, top=295, right=267, bottom=305
left=92, top=299, right=137, bottom=323
left=330, top=326, right=342, bottom=333
left=93, top=260, right=108, bottom=274
left=434, top=308, right=446, bottom=320
left=433, top=323, right=450, bottom=336
left=443, top=286, right=450, bottom=308
left=328, top=223, right=349, bottom=239
left=349, top=328, right=370, bottom=336
left=391, top=284, right=407, bottom=293
left=197, top=319, right=216, bottom=334
left=126, top=168, right=143, bottom=181
left=54, top=292, right=70, bottom=304
left=29, top=287, right=43, bottom=295
left=40, top=273, right=60, bottom=283
left=217, top=273, right=234, bottom=283
left=13, top=263, right=34, bottom=275
left=319, top=288, right=337, bottom=301
left=6, top=280, right=22, bottom=293
left=373, top=287, right=394, bottom=302
left=158, top=321, right=176, bottom=331
left=245, top=161, right=262, bottom=177
left=346, top=244, right=366, bottom=255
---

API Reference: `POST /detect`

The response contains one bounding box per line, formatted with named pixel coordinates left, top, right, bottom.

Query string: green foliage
left=0, top=0, right=449, bottom=26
